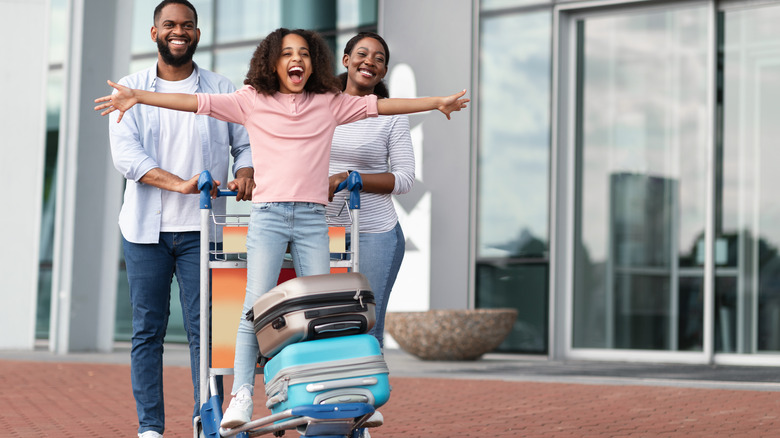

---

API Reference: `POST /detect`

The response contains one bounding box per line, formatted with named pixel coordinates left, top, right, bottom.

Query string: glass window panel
left=132, top=0, right=160, bottom=54
left=48, top=0, right=68, bottom=65
left=37, top=70, right=65, bottom=340
left=572, top=5, right=710, bottom=350
left=476, top=262, right=548, bottom=353
left=129, top=57, right=155, bottom=76
left=337, top=0, right=377, bottom=29
left=477, top=11, right=551, bottom=259
left=46, top=70, right=63, bottom=131
left=335, top=33, right=352, bottom=72
left=281, top=0, right=336, bottom=31
left=214, top=47, right=256, bottom=89
left=481, top=0, right=550, bottom=11
left=217, top=0, right=279, bottom=44
left=720, top=3, right=780, bottom=353
left=679, top=275, right=704, bottom=351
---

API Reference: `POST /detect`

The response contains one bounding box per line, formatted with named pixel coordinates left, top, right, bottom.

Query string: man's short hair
left=153, top=0, right=198, bottom=26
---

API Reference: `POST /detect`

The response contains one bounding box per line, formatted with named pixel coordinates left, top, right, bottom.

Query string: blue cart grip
left=335, top=171, right=363, bottom=209
left=198, top=170, right=214, bottom=209
left=198, top=170, right=241, bottom=209
left=199, top=394, right=223, bottom=438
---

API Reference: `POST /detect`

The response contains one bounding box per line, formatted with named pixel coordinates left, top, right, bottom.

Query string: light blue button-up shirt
left=109, top=62, right=252, bottom=243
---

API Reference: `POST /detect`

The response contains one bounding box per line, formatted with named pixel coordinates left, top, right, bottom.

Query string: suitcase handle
left=313, top=321, right=365, bottom=334
left=305, top=377, right=378, bottom=393
left=304, top=303, right=370, bottom=319
left=308, top=315, right=369, bottom=340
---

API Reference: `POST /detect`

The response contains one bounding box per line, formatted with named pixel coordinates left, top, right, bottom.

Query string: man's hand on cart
left=227, top=167, right=255, bottom=201
left=183, top=174, right=220, bottom=198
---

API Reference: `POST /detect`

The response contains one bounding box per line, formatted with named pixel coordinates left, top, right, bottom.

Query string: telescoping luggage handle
left=197, top=169, right=363, bottom=208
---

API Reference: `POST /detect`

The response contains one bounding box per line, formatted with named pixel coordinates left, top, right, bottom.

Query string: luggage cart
left=194, top=170, right=373, bottom=438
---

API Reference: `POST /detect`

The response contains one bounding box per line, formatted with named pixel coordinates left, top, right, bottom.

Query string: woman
left=327, top=32, right=414, bottom=353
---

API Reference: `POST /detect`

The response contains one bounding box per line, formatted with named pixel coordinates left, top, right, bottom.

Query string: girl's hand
left=438, top=89, right=470, bottom=120
left=94, top=80, right=137, bottom=123
left=328, top=171, right=349, bottom=202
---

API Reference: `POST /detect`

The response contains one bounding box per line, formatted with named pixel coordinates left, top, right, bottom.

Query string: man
left=107, top=1, right=253, bottom=437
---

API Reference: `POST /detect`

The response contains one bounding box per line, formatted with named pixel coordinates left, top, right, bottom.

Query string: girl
left=95, top=27, right=468, bottom=429
left=327, top=32, right=411, bottom=353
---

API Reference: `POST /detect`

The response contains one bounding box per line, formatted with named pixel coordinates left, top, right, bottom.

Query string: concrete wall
left=0, top=0, right=50, bottom=349
left=380, top=0, right=475, bottom=311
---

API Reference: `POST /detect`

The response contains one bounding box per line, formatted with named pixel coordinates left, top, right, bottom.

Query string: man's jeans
left=231, top=202, right=331, bottom=395
left=346, top=222, right=405, bottom=348
left=123, top=232, right=204, bottom=435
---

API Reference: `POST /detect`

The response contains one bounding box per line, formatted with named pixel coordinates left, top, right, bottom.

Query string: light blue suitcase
left=263, top=334, right=391, bottom=414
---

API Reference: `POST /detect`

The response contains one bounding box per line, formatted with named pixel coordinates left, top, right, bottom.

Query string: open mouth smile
left=288, top=66, right=304, bottom=84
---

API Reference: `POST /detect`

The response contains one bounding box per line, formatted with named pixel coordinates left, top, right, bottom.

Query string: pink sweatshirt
left=197, top=85, right=378, bottom=205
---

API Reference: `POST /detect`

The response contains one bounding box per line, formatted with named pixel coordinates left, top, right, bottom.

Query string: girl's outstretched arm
left=377, top=89, right=469, bottom=120
left=94, top=80, right=198, bottom=123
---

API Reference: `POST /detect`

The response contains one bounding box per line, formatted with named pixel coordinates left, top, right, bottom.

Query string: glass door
left=718, top=2, right=780, bottom=355
left=569, top=3, right=712, bottom=352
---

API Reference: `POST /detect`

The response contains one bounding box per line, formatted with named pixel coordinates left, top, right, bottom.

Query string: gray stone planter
left=385, top=309, right=518, bottom=361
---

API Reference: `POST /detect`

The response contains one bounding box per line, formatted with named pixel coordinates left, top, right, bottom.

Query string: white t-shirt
left=155, top=71, right=201, bottom=232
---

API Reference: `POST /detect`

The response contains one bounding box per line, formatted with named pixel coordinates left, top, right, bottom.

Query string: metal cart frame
left=194, top=170, right=371, bottom=438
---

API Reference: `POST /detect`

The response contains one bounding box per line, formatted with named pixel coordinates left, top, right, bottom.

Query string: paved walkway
left=1, top=344, right=779, bottom=437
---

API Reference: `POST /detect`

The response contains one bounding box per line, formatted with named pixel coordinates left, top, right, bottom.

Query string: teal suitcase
left=263, top=334, right=391, bottom=414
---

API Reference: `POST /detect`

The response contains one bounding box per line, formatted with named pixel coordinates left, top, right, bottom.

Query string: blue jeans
left=347, top=222, right=405, bottom=348
left=232, top=202, right=331, bottom=395
left=123, top=232, right=208, bottom=435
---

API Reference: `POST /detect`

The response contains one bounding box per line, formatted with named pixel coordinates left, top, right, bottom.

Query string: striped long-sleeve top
left=326, top=114, right=415, bottom=233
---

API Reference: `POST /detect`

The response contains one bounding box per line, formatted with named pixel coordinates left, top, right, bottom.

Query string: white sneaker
left=138, top=432, right=163, bottom=438
left=220, top=393, right=253, bottom=429
left=364, top=410, right=383, bottom=428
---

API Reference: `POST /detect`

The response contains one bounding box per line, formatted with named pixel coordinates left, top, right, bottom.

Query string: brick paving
left=1, top=359, right=779, bottom=437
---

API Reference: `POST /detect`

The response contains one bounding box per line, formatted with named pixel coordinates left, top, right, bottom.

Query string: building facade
left=4, top=0, right=780, bottom=367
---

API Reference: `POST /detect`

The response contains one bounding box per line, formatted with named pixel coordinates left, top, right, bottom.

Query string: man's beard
left=157, top=37, right=198, bottom=67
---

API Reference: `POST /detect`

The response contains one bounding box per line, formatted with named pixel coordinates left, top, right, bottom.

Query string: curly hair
left=244, top=28, right=341, bottom=96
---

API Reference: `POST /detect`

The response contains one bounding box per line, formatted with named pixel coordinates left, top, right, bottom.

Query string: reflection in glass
left=337, top=0, right=377, bottom=29
left=477, top=262, right=547, bottom=353
left=217, top=0, right=279, bottom=44
left=720, top=4, right=780, bottom=353
left=215, top=47, right=256, bottom=88
left=477, top=11, right=550, bottom=259
left=572, top=5, right=709, bottom=350
left=476, top=11, right=550, bottom=354
left=48, top=0, right=68, bottom=64
left=481, top=0, right=550, bottom=11
left=37, top=70, right=66, bottom=339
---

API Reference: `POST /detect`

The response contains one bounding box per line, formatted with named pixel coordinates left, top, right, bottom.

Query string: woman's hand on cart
left=227, top=167, right=255, bottom=201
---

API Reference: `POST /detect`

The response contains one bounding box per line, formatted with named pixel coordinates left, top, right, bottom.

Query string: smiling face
left=342, top=37, right=388, bottom=96
left=152, top=3, right=200, bottom=68
left=275, top=33, right=313, bottom=94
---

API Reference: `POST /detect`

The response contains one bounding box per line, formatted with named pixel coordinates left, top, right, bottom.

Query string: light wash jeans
left=231, top=202, right=330, bottom=395
left=347, top=222, right=405, bottom=348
